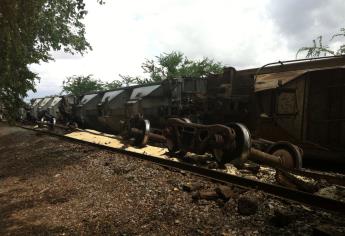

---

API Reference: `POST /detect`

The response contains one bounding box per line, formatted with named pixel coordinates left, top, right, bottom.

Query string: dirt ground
left=0, top=123, right=344, bottom=236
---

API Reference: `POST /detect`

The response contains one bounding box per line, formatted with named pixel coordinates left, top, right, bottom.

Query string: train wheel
left=48, top=118, right=56, bottom=130
left=165, top=125, right=178, bottom=153
left=129, top=118, right=150, bottom=147
left=213, top=148, right=227, bottom=165
left=213, top=123, right=251, bottom=165
left=166, top=136, right=177, bottom=153
left=164, top=124, right=188, bottom=157
left=213, top=134, right=228, bottom=165
left=38, top=117, right=45, bottom=128
left=268, top=142, right=303, bottom=186
left=267, top=141, right=303, bottom=169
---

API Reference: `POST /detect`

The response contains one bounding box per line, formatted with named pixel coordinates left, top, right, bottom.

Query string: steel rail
left=19, top=125, right=345, bottom=213
left=40, top=123, right=345, bottom=184
left=278, top=167, right=345, bottom=187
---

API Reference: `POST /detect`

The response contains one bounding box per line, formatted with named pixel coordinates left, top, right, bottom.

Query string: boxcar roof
left=255, top=66, right=345, bottom=92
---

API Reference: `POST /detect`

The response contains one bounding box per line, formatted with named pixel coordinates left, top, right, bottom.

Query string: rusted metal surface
left=129, top=117, right=304, bottom=172
left=127, top=116, right=151, bottom=146
left=306, top=69, right=345, bottom=151
left=255, top=70, right=307, bottom=92
left=239, top=55, right=345, bottom=77
left=131, top=127, right=167, bottom=143
left=280, top=167, right=345, bottom=187
left=253, top=66, right=345, bottom=160
left=249, top=148, right=282, bottom=167
left=303, top=149, right=345, bottom=165
left=26, top=56, right=345, bottom=167
left=164, top=118, right=244, bottom=164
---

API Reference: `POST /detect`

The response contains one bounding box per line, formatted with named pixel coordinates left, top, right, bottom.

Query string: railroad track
left=18, top=124, right=345, bottom=214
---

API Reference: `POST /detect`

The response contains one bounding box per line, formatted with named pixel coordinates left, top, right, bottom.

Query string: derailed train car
left=253, top=64, right=345, bottom=164
left=215, top=56, right=345, bottom=164
left=97, top=88, right=130, bottom=132
left=29, top=95, right=68, bottom=125
left=29, top=56, right=345, bottom=165
left=75, top=78, right=208, bottom=133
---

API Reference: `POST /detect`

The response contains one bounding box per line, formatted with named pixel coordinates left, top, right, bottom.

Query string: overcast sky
left=28, top=0, right=345, bottom=98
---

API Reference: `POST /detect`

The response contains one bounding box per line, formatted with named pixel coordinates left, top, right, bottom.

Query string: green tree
left=62, top=75, right=104, bottom=95
left=118, top=74, right=146, bottom=86
left=0, top=0, right=103, bottom=119
left=120, top=51, right=224, bottom=84
left=297, top=28, right=345, bottom=58
left=61, top=76, right=125, bottom=94
left=61, top=51, right=224, bottom=95
left=103, top=80, right=123, bottom=90
left=118, top=75, right=137, bottom=86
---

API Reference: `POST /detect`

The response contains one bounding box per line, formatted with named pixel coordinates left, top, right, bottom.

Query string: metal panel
left=50, top=97, right=62, bottom=107
left=101, top=90, right=124, bottom=103
left=238, top=56, right=345, bottom=77
left=306, top=69, right=345, bottom=150
left=255, top=70, right=307, bottom=92
left=39, top=97, right=52, bottom=107
left=49, top=97, right=62, bottom=119
left=254, top=65, right=345, bottom=92
left=80, top=94, right=97, bottom=105
left=130, top=85, right=160, bottom=100
left=31, top=98, right=43, bottom=119
left=32, top=98, right=42, bottom=107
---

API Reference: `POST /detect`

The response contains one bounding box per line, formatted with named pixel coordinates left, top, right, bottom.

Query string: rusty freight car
left=225, top=56, right=345, bottom=164
left=27, top=56, right=345, bottom=166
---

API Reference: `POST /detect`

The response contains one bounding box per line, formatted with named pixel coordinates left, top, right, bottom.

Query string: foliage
left=0, top=0, right=103, bottom=119
left=118, top=75, right=138, bottom=87
left=120, top=51, right=224, bottom=84
left=103, top=80, right=123, bottom=90
left=61, top=52, right=224, bottom=96
left=62, top=75, right=127, bottom=95
left=62, top=75, right=104, bottom=95
left=332, top=28, right=345, bottom=55
left=61, top=75, right=136, bottom=95
left=297, top=28, right=345, bottom=58
left=296, top=36, right=334, bottom=58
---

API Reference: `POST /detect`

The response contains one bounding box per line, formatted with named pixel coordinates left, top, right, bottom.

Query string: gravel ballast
left=0, top=123, right=344, bottom=236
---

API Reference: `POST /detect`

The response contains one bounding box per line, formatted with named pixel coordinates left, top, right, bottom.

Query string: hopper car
left=28, top=56, right=345, bottom=167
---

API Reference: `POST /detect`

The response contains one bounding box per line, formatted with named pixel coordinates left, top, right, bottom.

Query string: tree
left=61, top=51, right=224, bottom=95
left=103, top=80, right=123, bottom=90
left=118, top=75, right=138, bottom=87
left=297, top=28, right=345, bottom=58
left=0, top=0, right=103, bottom=119
left=332, top=28, right=345, bottom=55
left=62, top=75, right=104, bottom=95
left=62, top=75, right=125, bottom=94
left=120, top=51, right=224, bottom=84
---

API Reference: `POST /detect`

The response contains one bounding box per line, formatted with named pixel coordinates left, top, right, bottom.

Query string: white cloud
left=268, top=0, right=345, bottom=49
left=28, top=0, right=344, bottom=98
